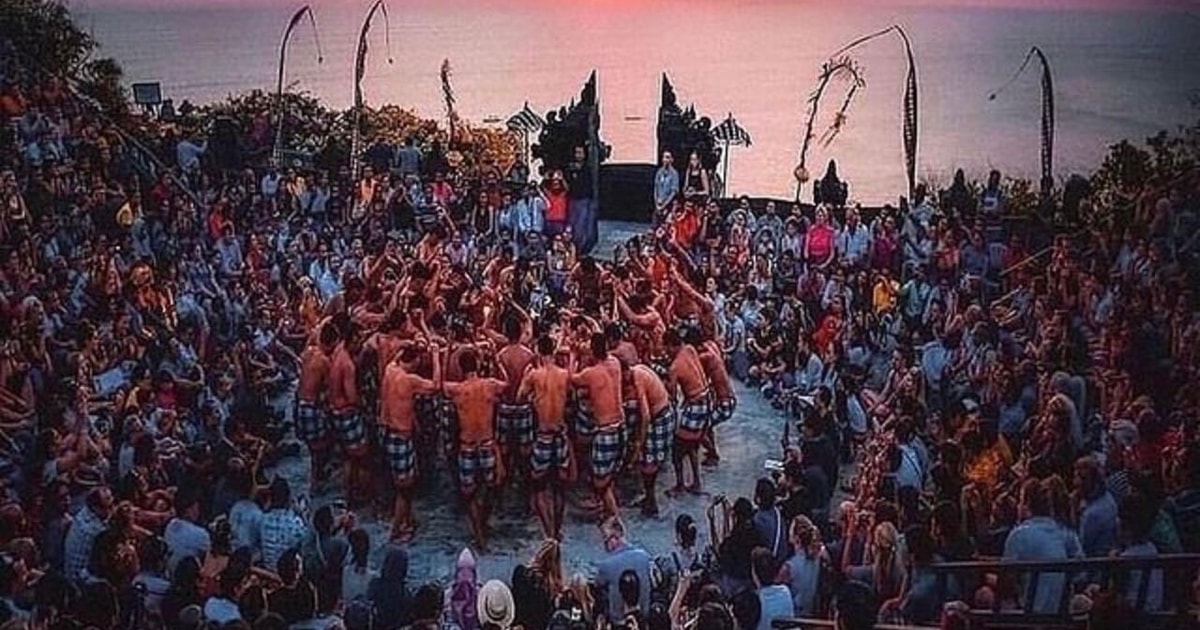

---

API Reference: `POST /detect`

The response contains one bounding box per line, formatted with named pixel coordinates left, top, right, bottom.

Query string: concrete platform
left=264, top=221, right=792, bottom=585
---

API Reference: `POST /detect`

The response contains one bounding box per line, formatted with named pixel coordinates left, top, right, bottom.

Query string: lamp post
left=273, top=5, right=323, bottom=167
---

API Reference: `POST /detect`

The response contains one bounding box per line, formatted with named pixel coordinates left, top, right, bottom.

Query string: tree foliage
left=1090, top=115, right=1200, bottom=220
left=0, top=0, right=127, bottom=116
left=176, top=89, right=520, bottom=173
left=0, top=0, right=94, bottom=74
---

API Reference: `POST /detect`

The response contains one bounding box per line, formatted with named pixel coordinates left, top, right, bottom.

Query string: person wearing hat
left=477, top=580, right=515, bottom=630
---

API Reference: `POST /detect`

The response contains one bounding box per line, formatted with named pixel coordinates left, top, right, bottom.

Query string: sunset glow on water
left=76, top=0, right=1199, bottom=201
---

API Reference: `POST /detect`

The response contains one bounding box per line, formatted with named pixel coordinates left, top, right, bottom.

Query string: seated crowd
left=1, top=40, right=1200, bottom=630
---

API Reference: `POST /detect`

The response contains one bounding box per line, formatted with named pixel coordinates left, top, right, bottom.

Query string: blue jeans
left=568, top=198, right=598, bottom=254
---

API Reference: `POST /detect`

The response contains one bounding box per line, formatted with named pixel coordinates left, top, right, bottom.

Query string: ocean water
left=75, top=0, right=1200, bottom=203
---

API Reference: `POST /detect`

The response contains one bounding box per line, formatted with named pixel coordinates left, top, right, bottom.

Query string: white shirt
left=176, top=140, right=206, bottom=172
left=229, top=499, right=264, bottom=555
left=163, top=518, right=212, bottom=573
left=203, top=597, right=242, bottom=625
left=261, top=173, right=281, bottom=198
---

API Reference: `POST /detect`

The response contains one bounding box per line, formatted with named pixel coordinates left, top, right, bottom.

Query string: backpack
left=345, top=596, right=377, bottom=630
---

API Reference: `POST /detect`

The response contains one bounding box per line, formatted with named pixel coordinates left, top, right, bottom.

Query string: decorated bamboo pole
left=273, top=6, right=323, bottom=167
left=989, top=46, right=1055, bottom=191
left=351, top=0, right=393, bottom=180
left=796, top=25, right=919, bottom=201
left=794, top=59, right=865, bottom=201
left=722, top=137, right=731, bottom=197
left=441, top=59, right=457, bottom=147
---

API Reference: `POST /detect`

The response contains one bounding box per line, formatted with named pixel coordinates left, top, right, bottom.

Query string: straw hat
left=477, top=580, right=515, bottom=630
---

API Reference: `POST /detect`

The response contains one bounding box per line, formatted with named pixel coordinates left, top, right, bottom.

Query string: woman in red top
left=812, top=301, right=844, bottom=356
left=670, top=200, right=701, bottom=250
left=871, top=216, right=899, bottom=273
left=207, top=202, right=232, bottom=241
left=804, top=205, right=836, bottom=269
left=932, top=223, right=960, bottom=280
left=543, top=171, right=569, bottom=235
left=727, top=210, right=751, bottom=269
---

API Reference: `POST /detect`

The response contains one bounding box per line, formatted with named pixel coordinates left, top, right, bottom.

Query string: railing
left=999, top=245, right=1051, bottom=278
left=929, top=554, right=1200, bottom=629
left=65, top=82, right=207, bottom=210
left=2, top=39, right=206, bottom=210
left=772, top=620, right=937, bottom=630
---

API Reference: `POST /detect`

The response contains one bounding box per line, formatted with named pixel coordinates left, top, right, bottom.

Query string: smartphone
left=763, top=459, right=784, bottom=473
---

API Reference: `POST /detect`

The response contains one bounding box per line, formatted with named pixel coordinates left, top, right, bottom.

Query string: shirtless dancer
left=570, top=333, right=625, bottom=518
left=444, top=350, right=506, bottom=551
left=296, top=324, right=337, bottom=488
left=518, top=336, right=573, bottom=540
left=625, top=358, right=675, bottom=517
left=380, top=342, right=441, bottom=541
left=328, top=323, right=371, bottom=505
left=496, top=317, right=536, bottom=489
left=692, top=328, right=735, bottom=466
left=665, top=328, right=711, bottom=494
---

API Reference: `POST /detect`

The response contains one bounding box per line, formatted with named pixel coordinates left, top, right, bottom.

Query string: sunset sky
left=74, top=0, right=1198, bottom=10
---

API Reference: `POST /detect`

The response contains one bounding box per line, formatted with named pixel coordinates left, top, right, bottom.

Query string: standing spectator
left=752, top=479, right=787, bottom=564
left=654, top=151, right=679, bottom=221
left=837, top=206, right=871, bottom=270
left=779, top=515, right=827, bottom=617
left=1075, top=456, right=1119, bottom=557
left=268, top=549, right=318, bottom=625
left=804, top=206, right=837, bottom=270
left=304, top=504, right=352, bottom=615
left=176, top=136, right=207, bottom=177
left=258, top=478, right=308, bottom=571
left=1003, top=478, right=1082, bottom=613
left=342, top=528, right=376, bottom=605
left=226, top=465, right=263, bottom=557
left=62, top=486, right=112, bottom=581
left=566, top=145, right=597, bottom=252
left=163, top=488, right=212, bottom=573
left=594, top=516, right=652, bottom=621
left=752, top=547, right=792, bottom=630
left=1118, top=494, right=1164, bottom=611
left=395, top=138, right=421, bottom=177
left=368, top=545, right=411, bottom=630
left=543, top=171, right=569, bottom=237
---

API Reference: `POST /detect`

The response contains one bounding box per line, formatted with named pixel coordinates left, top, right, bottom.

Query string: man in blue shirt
left=394, top=137, right=421, bottom=176
left=653, top=151, right=679, bottom=219
left=1003, top=478, right=1082, bottom=614
left=594, top=517, right=651, bottom=621
left=513, top=183, right=546, bottom=238
left=837, top=206, right=871, bottom=269
left=1074, top=456, right=1119, bottom=557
